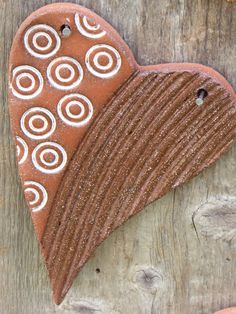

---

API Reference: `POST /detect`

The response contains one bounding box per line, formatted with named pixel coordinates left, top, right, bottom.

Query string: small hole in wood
left=60, top=24, right=71, bottom=37
left=196, top=88, right=208, bottom=106
left=95, top=268, right=100, bottom=273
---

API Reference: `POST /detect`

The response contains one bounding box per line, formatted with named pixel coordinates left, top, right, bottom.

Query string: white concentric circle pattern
left=75, top=13, right=106, bottom=39
left=16, top=136, right=28, bottom=165
left=24, top=181, right=48, bottom=212
left=57, top=93, right=94, bottom=127
left=32, top=142, right=67, bottom=174
left=85, top=44, right=122, bottom=78
left=20, top=107, right=56, bottom=140
left=11, top=65, right=44, bottom=100
left=24, top=24, right=61, bottom=59
left=47, top=56, right=84, bottom=90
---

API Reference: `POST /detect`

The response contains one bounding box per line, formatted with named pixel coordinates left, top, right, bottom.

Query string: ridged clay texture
left=8, top=3, right=236, bottom=305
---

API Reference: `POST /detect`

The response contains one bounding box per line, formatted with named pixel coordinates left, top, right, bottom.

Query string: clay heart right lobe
left=41, top=64, right=236, bottom=304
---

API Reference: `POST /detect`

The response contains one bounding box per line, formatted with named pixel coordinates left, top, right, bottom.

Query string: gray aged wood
left=0, top=0, right=236, bottom=313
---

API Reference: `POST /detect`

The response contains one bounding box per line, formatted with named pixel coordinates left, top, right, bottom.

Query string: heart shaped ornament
left=9, top=3, right=236, bottom=304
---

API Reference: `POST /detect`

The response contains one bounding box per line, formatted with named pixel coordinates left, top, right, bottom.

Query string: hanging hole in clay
left=60, top=24, right=71, bottom=37
left=196, top=88, right=208, bottom=106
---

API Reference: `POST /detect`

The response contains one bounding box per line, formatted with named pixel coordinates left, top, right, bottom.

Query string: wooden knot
left=193, top=197, right=236, bottom=243
left=135, top=267, right=164, bottom=291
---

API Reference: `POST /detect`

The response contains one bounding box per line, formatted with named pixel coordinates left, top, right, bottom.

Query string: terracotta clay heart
left=8, top=3, right=236, bottom=304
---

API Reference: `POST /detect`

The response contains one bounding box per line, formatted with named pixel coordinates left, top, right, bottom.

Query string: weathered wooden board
left=0, top=0, right=236, bottom=313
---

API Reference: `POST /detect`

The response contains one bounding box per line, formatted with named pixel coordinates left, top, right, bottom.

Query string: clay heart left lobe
left=8, top=3, right=236, bottom=305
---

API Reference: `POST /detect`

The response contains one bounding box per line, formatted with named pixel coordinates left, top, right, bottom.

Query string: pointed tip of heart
left=53, top=292, right=64, bottom=306
left=52, top=284, right=69, bottom=305
left=49, top=268, right=77, bottom=305
left=53, top=294, right=62, bottom=306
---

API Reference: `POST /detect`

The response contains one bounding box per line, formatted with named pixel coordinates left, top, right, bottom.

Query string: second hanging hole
left=60, top=24, right=72, bottom=37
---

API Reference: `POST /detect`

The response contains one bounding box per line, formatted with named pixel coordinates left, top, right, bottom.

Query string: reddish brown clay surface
left=8, top=3, right=236, bottom=305
left=215, top=308, right=236, bottom=314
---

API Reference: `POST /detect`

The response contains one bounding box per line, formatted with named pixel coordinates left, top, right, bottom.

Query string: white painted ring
left=24, top=24, right=61, bottom=59
left=57, top=93, right=93, bottom=127
left=75, top=13, right=106, bottom=39
left=55, top=63, right=75, bottom=83
left=83, top=16, right=100, bottom=31
left=28, top=115, right=48, bottom=133
left=32, top=142, right=67, bottom=174
left=47, top=57, right=83, bottom=90
left=26, top=188, right=40, bottom=205
left=93, top=51, right=114, bottom=71
left=32, top=32, right=53, bottom=51
left=24, top=181, right=48, bottom=212
left=16, top=136, right=28, bottom=165
left=65, top=101, right=85, bottom=119
left=15, top=73, right=35, bottom=92
left=85, top=44, right=122, bottom=78
left=21, top=107, right=56, bottom=140
left=39, top=148, right=59, bottom=167
left=16, top=146, right=20, bottom=157
left=11, top=65, right=44, bottom=100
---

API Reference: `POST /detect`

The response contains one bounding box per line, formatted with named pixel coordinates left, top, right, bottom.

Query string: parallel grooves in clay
left=137, top=89, right=231, bottom=203
left=47, top=72, right=193, bottom=280
left=113, top=89, right=233, bottom=219
left=55, top=73, right=208, bottom=278
left=41, top=71, right=236, bottom=304
left=44, top=71, right=174, bottom=269
left=70, top=74, right=205, bottom=260
left=145, top=92, right=235, bottom=201
left=45, top=72, right=191, bottom=264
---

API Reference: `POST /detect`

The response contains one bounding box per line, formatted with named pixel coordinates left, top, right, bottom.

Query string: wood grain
left=0, top=0, right=236, bottom=313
